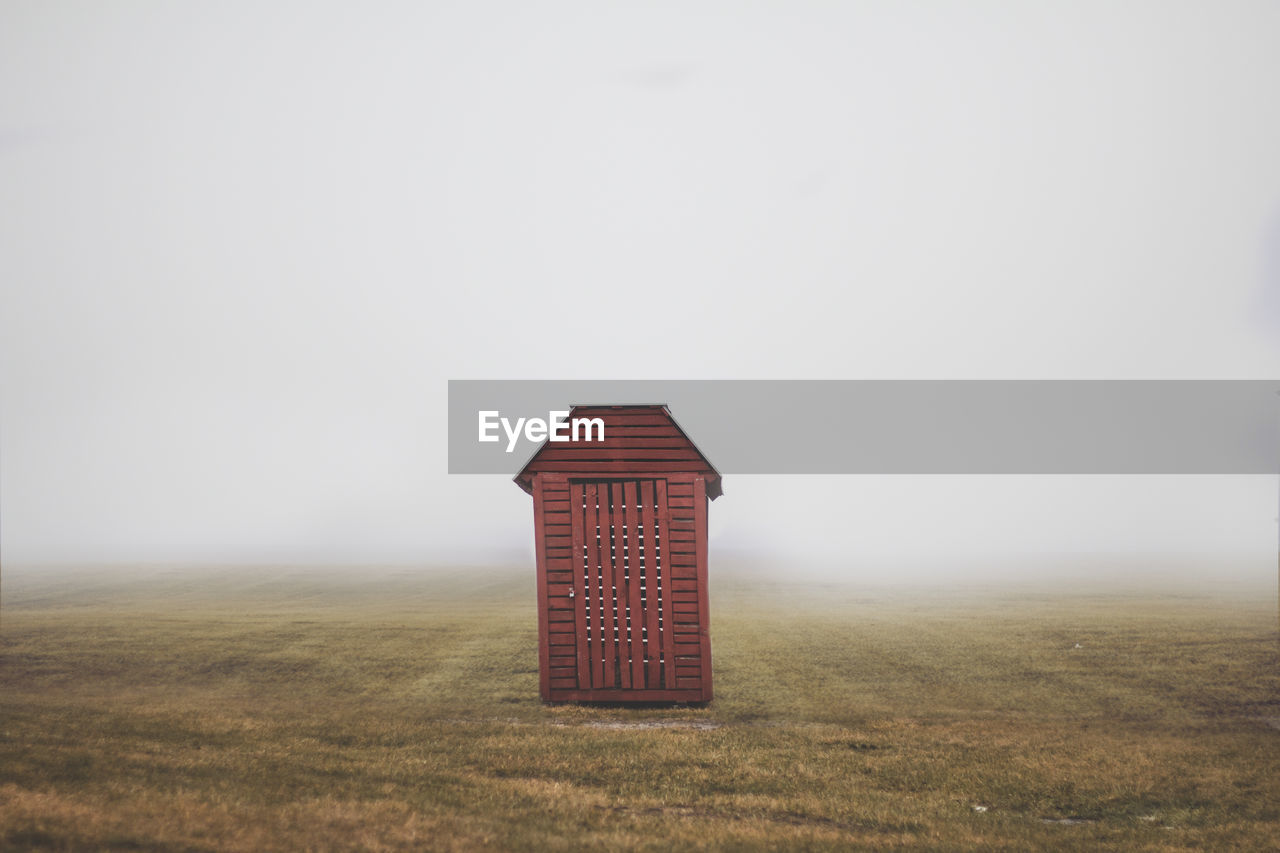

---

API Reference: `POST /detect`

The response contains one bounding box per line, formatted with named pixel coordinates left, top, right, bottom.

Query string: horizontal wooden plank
left=547, top=583, right=572, bottom=597
left=674, top=677, right=703, bottom=690
left=528, top=461, right=713, bottom=474
left=534, top=447, right=707, bottom=463
left=669, top=579, right=699, bottom=592
left=574, top=413, right=676, bottom=426
left=577, top=424, right=683, bottom=437
left=568, top=436, right=700, bottom=449
left=550, top=676, right=578, bottom=689
left=545, top=687, right=707, bottom=703
left=549, top=655, right=575, bottom=669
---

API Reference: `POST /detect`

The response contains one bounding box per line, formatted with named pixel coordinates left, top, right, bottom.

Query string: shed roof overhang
left=513, top=404, right=722, bottom=499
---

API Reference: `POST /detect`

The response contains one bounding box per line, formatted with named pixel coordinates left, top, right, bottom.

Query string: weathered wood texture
left=519, top=406, right=719, bottom=704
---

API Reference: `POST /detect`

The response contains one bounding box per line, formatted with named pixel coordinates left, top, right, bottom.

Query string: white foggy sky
left=2, top=2, right=1279, bottom=579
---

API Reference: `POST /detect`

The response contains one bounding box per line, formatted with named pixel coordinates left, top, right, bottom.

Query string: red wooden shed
left=515, top=405, right=722, bottom=704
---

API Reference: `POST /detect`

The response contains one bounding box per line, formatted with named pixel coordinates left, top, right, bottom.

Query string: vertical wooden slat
left=640, top=480, right=660, bottom=688
left=694, top=475, right=712, bottom=702
left=611, top=482, right=631, bottom=690
left=531, top=475, right=551, bottom=701
left=655, top=478, right=674, bottom=689
left=570, top=483, right=589, bottom=689
left=585, top=483, right=607, bottom=689
left=623, top=480, right=644, bottom=688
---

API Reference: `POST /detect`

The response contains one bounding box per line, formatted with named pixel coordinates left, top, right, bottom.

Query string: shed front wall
left=532, top=472, right=711, bottom=703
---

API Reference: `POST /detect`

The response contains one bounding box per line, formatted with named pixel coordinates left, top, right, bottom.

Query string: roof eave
left=512, top=403, right=723, bottom=499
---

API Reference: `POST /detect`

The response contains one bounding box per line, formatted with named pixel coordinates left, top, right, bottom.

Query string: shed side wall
left=664, top=474, right=706, bottom=694
left=531, top=475, right=550, bottom=701
left=537, top=475, right=577, bottom=695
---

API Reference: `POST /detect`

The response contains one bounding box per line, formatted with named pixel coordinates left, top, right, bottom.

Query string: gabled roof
left=514, top=404, right=722, bottom=499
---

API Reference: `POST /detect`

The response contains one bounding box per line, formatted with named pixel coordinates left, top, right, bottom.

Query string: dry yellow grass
left=1, top=565, right=1277, bottom=850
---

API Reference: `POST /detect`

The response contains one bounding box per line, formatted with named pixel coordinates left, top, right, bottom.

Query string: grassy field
left=1, top=564, right=1278, bottom=851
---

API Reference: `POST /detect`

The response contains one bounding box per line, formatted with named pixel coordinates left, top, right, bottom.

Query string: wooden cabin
left=515, top=405, right=722, bottom=703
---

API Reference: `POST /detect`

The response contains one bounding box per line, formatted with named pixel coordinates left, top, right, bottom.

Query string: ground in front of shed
left=2, top=564, right=1277, bottom=851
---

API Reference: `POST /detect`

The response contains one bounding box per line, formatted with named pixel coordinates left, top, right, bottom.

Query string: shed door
left=569, top=479, right=674, bottom=691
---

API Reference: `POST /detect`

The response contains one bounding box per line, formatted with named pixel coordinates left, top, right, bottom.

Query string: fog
left=3, top=2, right=1280, bottom=584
